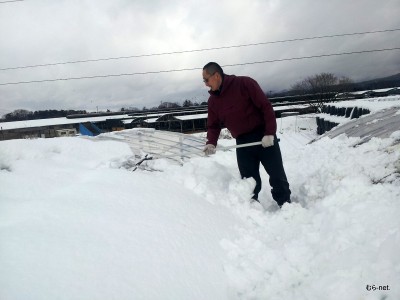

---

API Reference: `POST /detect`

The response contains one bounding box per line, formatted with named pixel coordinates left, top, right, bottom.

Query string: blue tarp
left=79, top=122, right=102, bottom=136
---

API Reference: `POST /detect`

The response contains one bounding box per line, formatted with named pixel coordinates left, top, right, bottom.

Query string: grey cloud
left=0, top=0, right=399, bottom=113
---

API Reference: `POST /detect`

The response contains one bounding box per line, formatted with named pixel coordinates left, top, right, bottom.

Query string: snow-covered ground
left=1, top=107, right=399, bottom=299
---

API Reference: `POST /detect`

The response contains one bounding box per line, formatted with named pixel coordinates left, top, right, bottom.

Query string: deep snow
left=1, top=104, right=399, bottom=300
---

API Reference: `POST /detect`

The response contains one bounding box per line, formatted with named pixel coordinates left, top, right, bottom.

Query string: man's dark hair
left=203, top=62, right=224, bottom=76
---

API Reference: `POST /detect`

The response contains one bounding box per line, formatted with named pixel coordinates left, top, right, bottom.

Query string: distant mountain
left=354, top=73, right=400, bottom=90
left=270, top=73, right=400, bottom=99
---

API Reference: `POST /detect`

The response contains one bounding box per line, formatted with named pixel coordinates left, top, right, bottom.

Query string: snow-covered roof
left=340, top=87, right=399, bottom=96
left=326, top=106, right=400, bottom=141
left=0, top=114, right=131, bottom=130
left=174, top=113, right=208, bottom=121
left=351, top=90, right=371, bottom=95
left=274, top=104, right=309, bottom=110
left=122, top=119, right=135, bottom=124
left=372, top=87, right=398, bottom=93
left=332, top=96, right=400, bottom=112
left=316, top=96, right=400, bottom=125
left=143, top=118, right=159, bottom=124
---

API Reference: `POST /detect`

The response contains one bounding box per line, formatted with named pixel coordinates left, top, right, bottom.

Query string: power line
left=1, top=47, right=399, bottom=86
left=1, top=28, right=399, bottom=71
left=222, top=47, right=400, bottom=67
left=0, top=0, right=24, bottom=3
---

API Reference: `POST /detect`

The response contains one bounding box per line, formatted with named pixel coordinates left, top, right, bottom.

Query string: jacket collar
left=209, top=74, right=233, bottom=96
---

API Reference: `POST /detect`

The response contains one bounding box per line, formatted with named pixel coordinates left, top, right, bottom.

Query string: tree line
left=1, top=109, right=87, bottom=122
left=121, top=99, right=208, bottom=112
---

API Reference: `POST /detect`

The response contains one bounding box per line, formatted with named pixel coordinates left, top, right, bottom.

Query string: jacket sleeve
left=206, top=101, right=221, bottom=146
left=243, top=77, right=277, bottom=135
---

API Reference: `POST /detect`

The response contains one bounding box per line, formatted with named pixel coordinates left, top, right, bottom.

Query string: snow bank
left=0, top=137, right=241, bottom=300
left=1, top=114, right=399, bottom=300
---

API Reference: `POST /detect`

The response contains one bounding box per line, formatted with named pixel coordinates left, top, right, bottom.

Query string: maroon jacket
left=206, top=74, right=277, bottom=146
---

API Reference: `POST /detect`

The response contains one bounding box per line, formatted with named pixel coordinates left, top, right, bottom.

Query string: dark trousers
left=236, top=130, right=291, bottom=205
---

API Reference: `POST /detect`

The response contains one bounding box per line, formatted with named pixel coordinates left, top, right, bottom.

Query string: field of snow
left=1, top=110, right=399, bottom=300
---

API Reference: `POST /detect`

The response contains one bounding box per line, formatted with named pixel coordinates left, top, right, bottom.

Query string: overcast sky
left=0, top=0, right=399, bottom=114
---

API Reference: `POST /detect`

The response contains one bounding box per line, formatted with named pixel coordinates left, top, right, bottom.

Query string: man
left=202, top=62, right=291, bottom=207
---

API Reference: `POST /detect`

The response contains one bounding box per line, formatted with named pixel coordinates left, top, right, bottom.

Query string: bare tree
left=291, top=73, right=353, bottom=110
left=182, top=99, right=193, bottom=107
left=336, top=76, right=354, bottom=99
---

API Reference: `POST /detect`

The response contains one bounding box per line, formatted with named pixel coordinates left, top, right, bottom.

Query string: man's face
left=202, top=70, right=220, bottom=91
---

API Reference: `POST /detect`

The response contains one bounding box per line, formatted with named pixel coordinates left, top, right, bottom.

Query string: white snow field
left=1, top=98, right=399, bottom=300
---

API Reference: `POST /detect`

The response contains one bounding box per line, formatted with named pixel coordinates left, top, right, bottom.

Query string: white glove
left=203, top=144, right=216, bottom=156
left=261, top=135, right=274, bottom=148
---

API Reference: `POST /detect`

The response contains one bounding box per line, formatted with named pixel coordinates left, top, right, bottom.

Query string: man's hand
left=203, top=144, right=216, bottom=155
left=261, top=135, right=274, bottom=148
